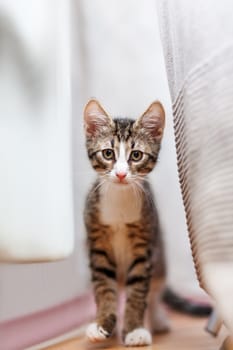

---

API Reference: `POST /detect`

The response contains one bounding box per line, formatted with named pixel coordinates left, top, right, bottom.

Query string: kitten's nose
left=116, top=172, right=127, bottom=181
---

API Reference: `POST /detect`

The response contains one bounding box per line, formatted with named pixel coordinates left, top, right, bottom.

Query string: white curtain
left=157, top=0, right=233, bottom=334
left=0, top=0, right=74, bottom=262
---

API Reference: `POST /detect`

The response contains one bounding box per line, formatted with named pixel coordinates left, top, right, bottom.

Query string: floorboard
left=43, top=311, right=228, bottom=350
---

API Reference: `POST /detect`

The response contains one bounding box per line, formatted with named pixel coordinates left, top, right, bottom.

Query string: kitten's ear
left=135, top=101, right=165, bottom=141
left=84, top=99, right=113, bottom=137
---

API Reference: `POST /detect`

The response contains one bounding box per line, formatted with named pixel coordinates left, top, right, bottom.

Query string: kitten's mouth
left=114, top=178, right=129, bottom=185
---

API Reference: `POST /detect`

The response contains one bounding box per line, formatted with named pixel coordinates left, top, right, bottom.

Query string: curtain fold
left=157, top=0, right=233, bottom=334
left=0, top=0, right=74, bottom=262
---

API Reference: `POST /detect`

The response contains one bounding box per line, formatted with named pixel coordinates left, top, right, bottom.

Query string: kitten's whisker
left=131, top=183, right=140, bottom=210
left=133, top=182, right=145, bottom=211
left=89, top=178, right=107, bottom=197
left=100, top=179, right=110, bottom=199
left=130, top=174, right=148, bottom=182
left=134, top=180, right=154, bottom=208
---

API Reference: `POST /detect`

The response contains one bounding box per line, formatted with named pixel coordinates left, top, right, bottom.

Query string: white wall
left=0, top=0, right=201, bottom=323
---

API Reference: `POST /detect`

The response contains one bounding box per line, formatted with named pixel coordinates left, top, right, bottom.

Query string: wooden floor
left=44, top=311, right=228, bottom=350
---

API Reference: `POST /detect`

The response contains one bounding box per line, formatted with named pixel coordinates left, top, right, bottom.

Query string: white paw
left=86, top=322, right=109, bottom=342
left=125, top=328, right=152, bottom=347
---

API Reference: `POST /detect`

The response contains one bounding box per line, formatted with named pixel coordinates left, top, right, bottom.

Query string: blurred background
left=0, top=0, right=203, bottom=327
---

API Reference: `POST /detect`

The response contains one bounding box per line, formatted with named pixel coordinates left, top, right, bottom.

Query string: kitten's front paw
left=86, top=322, right=109, bottom=342
left=124, top=328, right=152, bottom=347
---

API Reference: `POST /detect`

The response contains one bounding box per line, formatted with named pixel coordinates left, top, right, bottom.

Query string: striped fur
left=84, top=100, right=167, bottom=345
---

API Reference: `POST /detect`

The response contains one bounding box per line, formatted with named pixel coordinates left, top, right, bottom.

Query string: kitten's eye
left=130, top=150, right=143, bottom=162
left=102, top=149, right=114, bottom=160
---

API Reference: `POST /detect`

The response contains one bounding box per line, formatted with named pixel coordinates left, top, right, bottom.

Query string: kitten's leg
left=123, top=259, right=152, bottom=346
left=86, top=244, right=117, bottom=342
left=148, top=279, right=170, bottom=334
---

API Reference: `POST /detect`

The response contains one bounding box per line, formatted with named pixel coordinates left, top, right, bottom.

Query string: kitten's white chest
left=100, top=183, right=142, bottom=277
left=99, top=183, right=142, bottom=225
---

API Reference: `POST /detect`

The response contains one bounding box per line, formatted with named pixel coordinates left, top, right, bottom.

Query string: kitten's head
left=84, top=99, right=165, bottom=185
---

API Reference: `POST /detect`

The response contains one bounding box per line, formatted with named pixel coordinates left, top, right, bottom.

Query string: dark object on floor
left=163, top=288, right=212, bottom=317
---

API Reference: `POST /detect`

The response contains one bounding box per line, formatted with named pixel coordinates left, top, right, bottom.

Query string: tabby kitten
left=84, top=99, right=169, bottom=346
